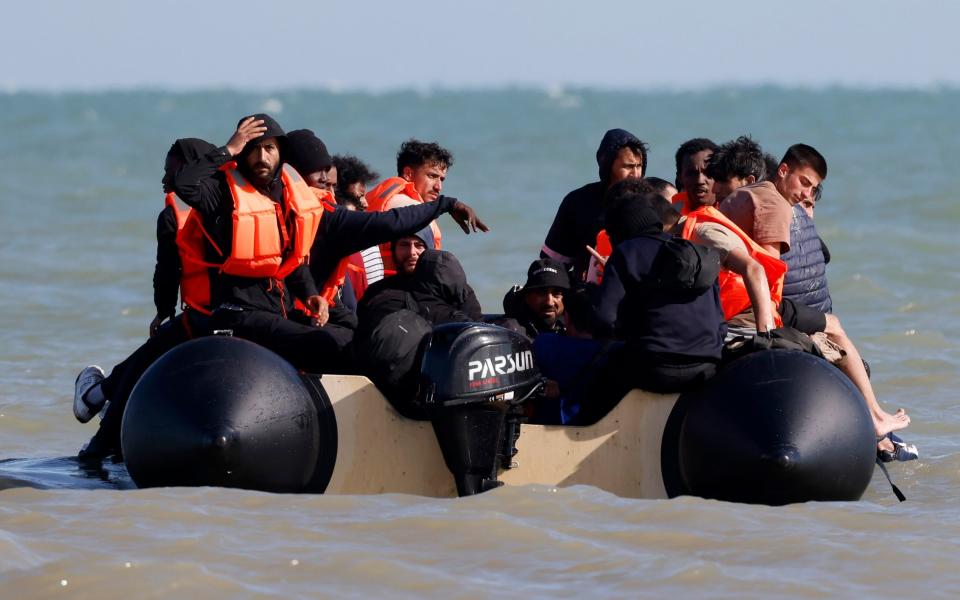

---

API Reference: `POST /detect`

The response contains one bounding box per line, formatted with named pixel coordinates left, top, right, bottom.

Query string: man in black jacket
left=501, top=259, right=570, bottom=339
left=171, top=113, right=487, bottom=374
left=541, top=128, right=649, bottom=282
left=575, top=189, right=726, bottom=423
left=74, top=139, right=216, bottom=459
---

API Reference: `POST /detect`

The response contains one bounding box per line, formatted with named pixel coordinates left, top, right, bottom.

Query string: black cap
left=286, top=129, right=333, bottom=175
left=236, top=113, right=287, bottom=157
left=523, top=259, right=570, bottom=292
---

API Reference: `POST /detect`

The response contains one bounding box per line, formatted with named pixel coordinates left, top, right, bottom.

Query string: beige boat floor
left=322, top=375, right=677, bottom=499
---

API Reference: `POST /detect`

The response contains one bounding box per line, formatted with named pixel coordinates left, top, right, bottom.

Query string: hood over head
left=163, top=138, right=216, bottom=191
left=596, top=128, right=648, bottom=183
left=235, top=113, right=287, bottom=160
left=409, top=250, right=477, bottom=316
left=390, top=226, right=433, bottom=253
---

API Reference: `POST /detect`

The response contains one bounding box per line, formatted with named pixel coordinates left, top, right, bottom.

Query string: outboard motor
left=416, top=323, right=544, bottom=497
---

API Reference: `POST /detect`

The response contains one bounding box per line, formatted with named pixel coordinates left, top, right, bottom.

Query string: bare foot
left=874, top=408, right=910, bottom=438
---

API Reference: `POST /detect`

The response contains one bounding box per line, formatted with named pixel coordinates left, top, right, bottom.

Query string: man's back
left=595, top=234, right=726, bottom=360
left=541, top=181, right=605, bottom=280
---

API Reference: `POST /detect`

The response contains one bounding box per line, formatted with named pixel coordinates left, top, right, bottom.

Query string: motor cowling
left=416, top=323, right=543, bottom=496
left=418, top=322, right=542, bottom=407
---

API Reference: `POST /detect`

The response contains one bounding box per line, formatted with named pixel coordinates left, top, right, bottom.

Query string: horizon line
left=3, top=81, right=959, bottom=96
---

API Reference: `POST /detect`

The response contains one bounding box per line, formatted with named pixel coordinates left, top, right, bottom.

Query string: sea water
left=1, top=87, right=958, bottom=597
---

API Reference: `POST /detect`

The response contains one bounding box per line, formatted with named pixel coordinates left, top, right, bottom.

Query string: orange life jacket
left=585, top=229, right=613, bottom=285
left=681, top=205, right=787, bottom=324
left=220, top=163, right=324, bottom=280
left=174, top=165, right=325, bottom=315
left=364, top=176, right=442, bottom=276
left=165, top=192, right=214, bottom=315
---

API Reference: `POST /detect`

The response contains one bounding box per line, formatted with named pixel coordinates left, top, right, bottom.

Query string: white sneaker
left=73, top=365, right=105, bottom=423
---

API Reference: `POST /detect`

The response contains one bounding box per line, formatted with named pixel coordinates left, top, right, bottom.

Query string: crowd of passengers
left=71, top=114, right=910, bottom=460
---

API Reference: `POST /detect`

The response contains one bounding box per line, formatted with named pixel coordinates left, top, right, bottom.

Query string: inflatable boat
left=113, top=323, right=877, bottom=505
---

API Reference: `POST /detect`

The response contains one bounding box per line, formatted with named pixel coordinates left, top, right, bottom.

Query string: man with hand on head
left=172, top=114, right=487, bottom=374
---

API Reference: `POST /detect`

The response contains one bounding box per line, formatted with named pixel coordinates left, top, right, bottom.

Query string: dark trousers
left=573, top=345, right=717, bottom=425
left=94, top=311, right=208, bottom=451
left=210, top=308, right=355, bottom=374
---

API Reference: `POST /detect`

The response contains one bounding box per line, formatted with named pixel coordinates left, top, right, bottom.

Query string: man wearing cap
left=501, top=258, right=571, bottom=339
left=172, top=115, right=488, bottom=373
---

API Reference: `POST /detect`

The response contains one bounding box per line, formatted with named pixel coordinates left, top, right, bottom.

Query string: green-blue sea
left=1, top=87, right=958, bottom=598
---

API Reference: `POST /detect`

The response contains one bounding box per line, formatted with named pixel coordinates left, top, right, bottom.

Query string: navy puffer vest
left=782, top=205, right=832, bottom=313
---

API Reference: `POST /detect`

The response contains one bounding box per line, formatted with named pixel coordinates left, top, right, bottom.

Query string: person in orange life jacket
left=497, top=259, right=570, bottom=340
left=541, top=129, right=649, bottom=283
left=576, top=190, right=726, bottom=424
left=281, top=129, right=355, bottom=330
left=72, top=138, right=217, bottom=461
left=364, top=140, right=456, bottom=278
left=328, top=154, right=380, bottom=307
left=285, top=128, right=336, bottom=194
left=714, top=142, right=910, bottom=440
left=333, top=154, right=378, bottom=211
left=672, top=138, right=718, bottom=216
left=170, top=114, right=488, bottom=374
left=681, top=135, right=779, bottom=336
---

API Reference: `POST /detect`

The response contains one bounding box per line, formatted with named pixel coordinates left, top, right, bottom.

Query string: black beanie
left=286, top=129, right=334, bottom=175
left=605, top=195, right=663, bottom=246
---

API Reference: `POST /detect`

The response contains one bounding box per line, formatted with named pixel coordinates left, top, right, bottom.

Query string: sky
left=3, top=0, right=958, bottom=91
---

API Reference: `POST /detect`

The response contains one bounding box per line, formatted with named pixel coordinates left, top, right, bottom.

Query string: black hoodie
left=154, top=138, right=216, bottom=319
left=173, top=116, right=459, bottom=316
left=408, top=250, right=483, bottom=324
left=541, top=128, right=646, bottom=283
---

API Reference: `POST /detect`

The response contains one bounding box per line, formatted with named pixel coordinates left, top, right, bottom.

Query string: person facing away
left=73, top=138, right=217, bottom=460
left=365, top=139, right=456, bottom=277
left=673, top=138, right=719, bottom=216
left=585, top=178, right=678, bottom=286
left=500, top=259, right=571, bottom=339
left=580, top=189, right=726, bottom=422
left=541, top=128, right=649, bottom=283
left=704, top=141, right=910, bottom=441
